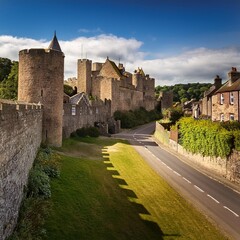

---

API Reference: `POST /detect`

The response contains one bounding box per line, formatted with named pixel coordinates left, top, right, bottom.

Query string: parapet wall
left=0, top=100, right=43, bottom=240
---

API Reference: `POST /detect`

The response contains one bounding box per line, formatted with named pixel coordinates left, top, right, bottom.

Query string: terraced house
left=212, top=67, right=240, bottom=122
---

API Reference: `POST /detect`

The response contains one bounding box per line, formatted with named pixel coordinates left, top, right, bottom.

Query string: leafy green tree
left=0, top=57, right=12, bottom=82
left=0, top=61, right=18, bottom=99
left=155, top=83, right=212, bottom=103
left=64, top=84, right=76, bottom=96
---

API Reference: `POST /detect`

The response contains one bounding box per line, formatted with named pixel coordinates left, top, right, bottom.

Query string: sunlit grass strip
left=107, top=142, right=228, bottom=240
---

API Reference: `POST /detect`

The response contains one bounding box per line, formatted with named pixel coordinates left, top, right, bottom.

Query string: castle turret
left=18, top=33, right=64, bottom=147
left=132, top=72, right=143, bottom=91
left=77, top=59, right=92, bottom=95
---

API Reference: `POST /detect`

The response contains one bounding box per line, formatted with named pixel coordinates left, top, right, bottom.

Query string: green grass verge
left=44, top=137, right=229, bottom=240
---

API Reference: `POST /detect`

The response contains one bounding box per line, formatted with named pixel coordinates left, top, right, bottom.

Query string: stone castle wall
left=62, top=100, right=111, bottom=138
left=18, top=48, right=64, bottom=147
left=0, top=100, right=43, bottom=240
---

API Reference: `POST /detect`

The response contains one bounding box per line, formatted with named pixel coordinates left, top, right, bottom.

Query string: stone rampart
left=0, top=100, right=43, bottom=240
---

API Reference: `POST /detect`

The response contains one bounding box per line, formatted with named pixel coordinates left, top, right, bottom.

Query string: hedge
left=178, top=117, right=233, bottom=158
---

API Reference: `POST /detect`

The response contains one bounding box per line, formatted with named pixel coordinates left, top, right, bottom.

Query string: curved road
left=113, top=122, right=240, bottom=240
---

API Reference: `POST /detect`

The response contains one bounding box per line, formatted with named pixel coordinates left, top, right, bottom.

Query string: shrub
left=27, top=167, right=51, bottom=199
left=178, top=117, right=233, bottom=158
left=70, top=131, right=78, bottom=138
left=87, top=126, right=100, bottom=137
left=76, top=127, right=88, bottom=137
left=114, top=107, right=162, bottom=129
left=75, top=126, right=100, bottom=138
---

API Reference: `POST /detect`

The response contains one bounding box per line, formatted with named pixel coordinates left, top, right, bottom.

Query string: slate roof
left=107, top=58, right=123, bottom=78
left=216, top=78, right=240, bottom=93
left=48, top=32, right=62, bottom=52
left=69, top=92, right=90, bottom=106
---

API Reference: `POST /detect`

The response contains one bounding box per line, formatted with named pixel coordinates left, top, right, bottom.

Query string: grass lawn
left=44, top=137, right=229, bottom=240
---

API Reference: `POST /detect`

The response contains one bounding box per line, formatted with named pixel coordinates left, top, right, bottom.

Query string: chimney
left=118, top=63, right=125, bottom=74
left=228, top=67, right=240, bottom=85
left=214, top=75, right=222, bottom=89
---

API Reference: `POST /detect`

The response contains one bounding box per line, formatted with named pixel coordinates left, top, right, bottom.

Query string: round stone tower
left=18, top=33, right=64, bottom=147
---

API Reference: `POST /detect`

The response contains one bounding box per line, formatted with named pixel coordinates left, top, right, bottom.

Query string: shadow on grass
left=103, top=153, right=181, bottom=239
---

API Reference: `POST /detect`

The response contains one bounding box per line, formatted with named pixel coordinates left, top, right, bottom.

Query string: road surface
left=113, top=122, right=240, bottom=240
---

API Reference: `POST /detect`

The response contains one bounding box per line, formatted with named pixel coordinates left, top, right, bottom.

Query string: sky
left=1, top=0, right=240, bottom=86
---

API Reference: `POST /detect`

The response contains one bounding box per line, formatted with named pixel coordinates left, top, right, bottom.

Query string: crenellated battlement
left=0, top=99, right=42, bottom=113
left=19, top=48, right=64, bottom=56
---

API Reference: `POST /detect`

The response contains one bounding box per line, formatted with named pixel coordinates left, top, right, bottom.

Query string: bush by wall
left=9, top=146, right=61, bottom=240
left=178, top=117, right=233, bottom=158
left=72, top=126, right=100, bottom=138
left=114, top=107, right=162, bottom=129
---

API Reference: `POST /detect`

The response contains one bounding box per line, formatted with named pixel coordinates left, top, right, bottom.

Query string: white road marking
left=183, top=177, right=191, bottom=184
left=173, top=171, right=181, bottom=176
left=167, top=166, right=172, bottom=170
left=223, top=206, right=239, bottom=217
left=194, top=185, right=204, bottom=193
left=207, top=194, right=220, bottom=204
left=161, top=162, right=166, bottom=166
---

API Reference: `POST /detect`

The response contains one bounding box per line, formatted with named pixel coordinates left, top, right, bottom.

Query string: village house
left=212, top=67, right=240, bottom=122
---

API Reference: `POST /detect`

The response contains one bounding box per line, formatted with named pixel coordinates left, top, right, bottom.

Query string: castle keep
left=66, top=57, right=156, bottom=115
left=0, top=33, right=156, bottom=239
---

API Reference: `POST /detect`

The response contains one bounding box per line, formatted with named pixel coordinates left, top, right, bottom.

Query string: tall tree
left=0, top=61, right=18, bottom=100
left=0, top=57, right=12, bottom=82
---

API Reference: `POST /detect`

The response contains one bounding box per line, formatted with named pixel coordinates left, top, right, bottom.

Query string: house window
left=220, top=113, right=224, bottom=122
left=230, top=92, right=234, bottom=105
left=230, top=114, right=234, bottom=121
left=71, top=105, right=76, bottom=115
left=220, top=93, right=224, bottom=104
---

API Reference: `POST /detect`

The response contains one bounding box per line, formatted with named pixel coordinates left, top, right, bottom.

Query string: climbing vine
left=177, top=117, right=233, bottom=158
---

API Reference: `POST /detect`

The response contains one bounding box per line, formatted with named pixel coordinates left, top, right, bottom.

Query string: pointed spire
left=48, top=31, right=62, bottom=52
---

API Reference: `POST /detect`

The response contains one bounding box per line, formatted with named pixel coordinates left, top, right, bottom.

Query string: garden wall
left=154, top=122, right=240, bottom=183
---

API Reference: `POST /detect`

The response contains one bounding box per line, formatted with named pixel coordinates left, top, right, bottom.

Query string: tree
left=0, top=57, right=12, bottom=82
left=155, top=83, right=212, bottom=103
left=0, top=61, right=18, bottom=100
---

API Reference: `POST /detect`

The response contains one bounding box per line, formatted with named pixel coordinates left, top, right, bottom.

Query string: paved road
left=113, top=122, right=240, bottom=240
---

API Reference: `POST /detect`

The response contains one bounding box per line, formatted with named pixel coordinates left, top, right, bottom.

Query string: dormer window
left=230, top=92, right=234, bottom=105
left=220, top=93, right=224, bottom=105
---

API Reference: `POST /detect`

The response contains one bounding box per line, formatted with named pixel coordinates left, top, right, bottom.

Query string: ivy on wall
left=177, top=117, right=233, bottom=158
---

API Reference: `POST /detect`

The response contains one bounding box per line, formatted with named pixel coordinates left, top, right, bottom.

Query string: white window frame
left=220, top=113, right=224, bottom=122
left=229, top=114, right=234, bottom=121
left=220, top=93, right=224, bottom=105
left=230, top=92, right=234, bottom=105
left=71, top=105, right=76, bottom=116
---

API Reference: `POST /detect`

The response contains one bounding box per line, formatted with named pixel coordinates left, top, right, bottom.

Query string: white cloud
left=0, top=34, right=240, bottom=86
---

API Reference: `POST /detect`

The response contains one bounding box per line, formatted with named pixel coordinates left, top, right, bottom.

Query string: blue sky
left=1, top=0, right=240, bottom=85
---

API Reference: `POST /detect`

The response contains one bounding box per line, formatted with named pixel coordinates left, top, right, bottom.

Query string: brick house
left=212, top=67, right=240, bottom=122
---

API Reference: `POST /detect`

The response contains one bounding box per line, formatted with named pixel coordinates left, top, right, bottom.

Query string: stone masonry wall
left=212, top=91, right=239, bottom=121
left=154, top=121, right=240, bottom=183
left=62, top=100, right=111, bottom=138
left=0, top=100, right=43, bottom=240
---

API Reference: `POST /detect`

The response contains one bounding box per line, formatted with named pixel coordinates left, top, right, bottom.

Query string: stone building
left=157, top=91, right=173, bottom=111
left=201, top=75, right=222, bottom=118
left=18, top=33, right=64, bottom=147
left=212, top=67, right=240, bottom=122
left=65, top=57, right=156, bottom=116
